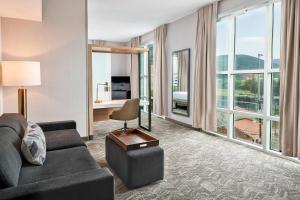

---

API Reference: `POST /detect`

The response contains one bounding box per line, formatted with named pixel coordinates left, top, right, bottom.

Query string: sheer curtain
left=193, top=3, right=218, bottom=131
left=153, top=25, right=167, bottom=116
left=279, top=0, right=300, bottom=158
left=130, top=37, right=140, bottom=99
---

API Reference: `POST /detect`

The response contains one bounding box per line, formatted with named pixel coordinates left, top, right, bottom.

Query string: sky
left=216, top=2, right=281, bottom=61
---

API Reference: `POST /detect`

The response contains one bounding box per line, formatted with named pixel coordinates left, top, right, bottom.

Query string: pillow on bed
left=21, top=122, right=46, bottom=165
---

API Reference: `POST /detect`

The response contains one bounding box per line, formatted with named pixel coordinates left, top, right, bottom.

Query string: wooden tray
left=109, top=129, right=159, bottom=151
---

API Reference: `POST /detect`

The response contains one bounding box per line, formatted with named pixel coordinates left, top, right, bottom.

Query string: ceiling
left=88, top=0, right=217, bottom=42
left=0, top=0, right=42, bottom=21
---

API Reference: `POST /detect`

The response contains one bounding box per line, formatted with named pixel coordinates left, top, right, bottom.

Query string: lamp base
left=18, top=88, right=27, bottom=119
left=94, top=99, right=103, bottom=104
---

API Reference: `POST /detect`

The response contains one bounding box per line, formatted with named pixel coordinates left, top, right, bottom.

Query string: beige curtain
left=192, top=3, right=218, bottom=131
left=130, top=37, right=140, bottom=99
left=279, top=0, right=300, bottom=158
left=89, top=40, right=106, bottom=46
left=153, top=25, right=167, bottom=116
left=178, top=51, right=188, bottom=91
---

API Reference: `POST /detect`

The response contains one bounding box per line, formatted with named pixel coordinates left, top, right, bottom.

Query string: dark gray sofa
left=0, top=113, right=114, bottom=200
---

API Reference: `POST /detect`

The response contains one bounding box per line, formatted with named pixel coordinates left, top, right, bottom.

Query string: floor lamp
left=1, top=61, right=41, bottom=119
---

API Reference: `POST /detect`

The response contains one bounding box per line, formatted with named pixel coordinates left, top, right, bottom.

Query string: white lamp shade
left=1, top=61, right=41, bottom=86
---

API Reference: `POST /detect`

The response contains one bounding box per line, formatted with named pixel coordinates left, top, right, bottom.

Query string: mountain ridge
left=217, top=54, right=280, bottom=70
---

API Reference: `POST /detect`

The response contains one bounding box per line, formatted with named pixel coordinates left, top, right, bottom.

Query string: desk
left=93, top=100, right=126, bottom=122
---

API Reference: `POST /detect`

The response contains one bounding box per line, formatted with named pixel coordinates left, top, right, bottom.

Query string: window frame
left=215, top=2, right=280, bottom=152
left=140, top=41, right=154, bottom=113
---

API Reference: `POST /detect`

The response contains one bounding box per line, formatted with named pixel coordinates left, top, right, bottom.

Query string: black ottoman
left=105, top=136, right=164, bottom=189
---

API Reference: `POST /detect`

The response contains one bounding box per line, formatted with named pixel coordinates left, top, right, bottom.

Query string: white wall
left=1, top=0, right=88, bottom=136
left=0, top=0, right=42, bottom=22
left=88, top=40, right=131, bottom=77
left=93, top=53, right=111, bottom=101
left=111, top=54, right=131, bottom=76
left=166, top=12, right=197, bottom=125
left=100, top=41, right=131, bottom=77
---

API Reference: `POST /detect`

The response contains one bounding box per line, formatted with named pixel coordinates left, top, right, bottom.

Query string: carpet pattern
left=86, top=117, right=300, bottom=200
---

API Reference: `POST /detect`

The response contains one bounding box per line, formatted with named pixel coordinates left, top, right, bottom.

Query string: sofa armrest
left=37, top=120, right=76, bottom=132
left=0, top=168, right=114, bottom=200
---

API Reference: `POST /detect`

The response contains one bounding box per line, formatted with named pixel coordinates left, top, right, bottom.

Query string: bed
left=173, top=91, right=188, bottom=108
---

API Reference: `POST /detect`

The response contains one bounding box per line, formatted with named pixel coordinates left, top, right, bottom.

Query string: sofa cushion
left=0, top=113, right=27, bottom=138
left=0, top=127, right=22, bottom=189
left=18, top=146, right=100, bottom=185
left=45, top=129, right=86, bottom=151
left=21, top=122, right=46, bottom=165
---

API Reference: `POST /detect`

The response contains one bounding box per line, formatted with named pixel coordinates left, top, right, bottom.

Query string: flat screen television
left=111, top=76, right=131, bottom=100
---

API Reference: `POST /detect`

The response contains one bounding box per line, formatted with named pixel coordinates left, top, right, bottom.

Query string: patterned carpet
left=86, top=116, right=300, bottom=200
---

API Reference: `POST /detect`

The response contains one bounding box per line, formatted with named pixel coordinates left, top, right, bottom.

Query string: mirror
left=172, top=49, right=190, bottom=116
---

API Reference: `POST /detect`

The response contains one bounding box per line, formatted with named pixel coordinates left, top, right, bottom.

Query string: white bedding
left=173, top=91, right=188, bottom=101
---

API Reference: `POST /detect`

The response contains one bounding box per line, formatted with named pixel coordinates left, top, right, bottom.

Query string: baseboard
left=165, top=117, right=193, bottom=129
left=166, top=117, right=219, bottom=137
left=81, top=136, right=90, bottom=141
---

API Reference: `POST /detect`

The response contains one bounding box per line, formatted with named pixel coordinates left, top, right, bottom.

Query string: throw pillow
left=21, top=122, right=46, bottom=165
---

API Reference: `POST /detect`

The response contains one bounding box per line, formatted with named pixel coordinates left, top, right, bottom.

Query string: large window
left=216, top=2, right=281, bottom=151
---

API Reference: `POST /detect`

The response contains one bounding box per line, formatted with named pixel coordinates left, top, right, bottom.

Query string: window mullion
left=228, top=16, right=235, bottom=140
left=263, top=3, right=274, bottom=151
left=267, top=69, right=280, bottom=73
left=231, top=70, right=264, bottom=74
left=144, top=51, right=148, bottom=111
